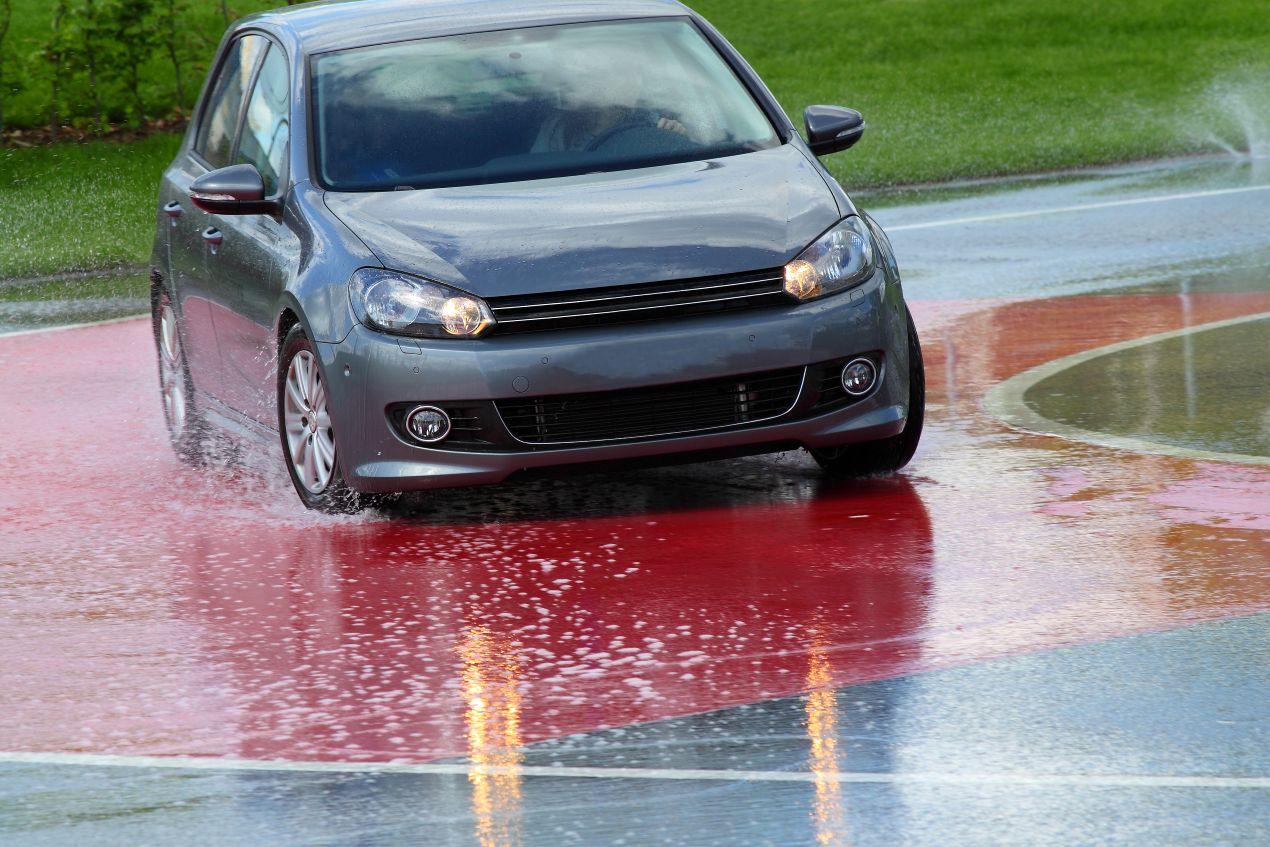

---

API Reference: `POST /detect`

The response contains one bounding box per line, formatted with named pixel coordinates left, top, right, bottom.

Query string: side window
left=236, top=46, right=290, bottom=197
left=195, top=34, right=267, bottom=169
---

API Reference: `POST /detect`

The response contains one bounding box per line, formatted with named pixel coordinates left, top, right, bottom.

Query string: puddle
left=1024, top=316, right=1270, bottom=458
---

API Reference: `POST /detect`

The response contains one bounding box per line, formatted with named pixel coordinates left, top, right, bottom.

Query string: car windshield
left=311, top=19, right=781, bottom=191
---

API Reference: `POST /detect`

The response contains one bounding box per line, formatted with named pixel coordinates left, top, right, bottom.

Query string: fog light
left=841, top=358, right=877, bottom=396
left=404, top=405, right=451, bottom=443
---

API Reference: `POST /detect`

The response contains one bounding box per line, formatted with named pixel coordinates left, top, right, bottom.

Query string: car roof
left=241, top=0, right=693, bottom=54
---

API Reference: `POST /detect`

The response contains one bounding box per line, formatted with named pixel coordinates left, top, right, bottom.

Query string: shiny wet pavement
left=1, top=156, right=1268, bottom=845
left=4, top=616, right=1266, bottom=846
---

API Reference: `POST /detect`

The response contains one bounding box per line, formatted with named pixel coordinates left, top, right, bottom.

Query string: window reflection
left=196, top=35, right=267, bottom=169
left=237, top=46, right=290, bottom=196
left=313, top=19, right=780, bottom=190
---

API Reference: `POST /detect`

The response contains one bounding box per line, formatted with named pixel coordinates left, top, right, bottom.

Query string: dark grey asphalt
left=2, top=615, right=1266, bottom=847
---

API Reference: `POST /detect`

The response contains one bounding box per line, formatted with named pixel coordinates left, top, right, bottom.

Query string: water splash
left=1196, top=76, right=1270, bottom=160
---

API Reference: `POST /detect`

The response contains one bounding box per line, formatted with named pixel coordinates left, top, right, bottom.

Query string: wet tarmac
left=1, top=155, right=1267, bottom=845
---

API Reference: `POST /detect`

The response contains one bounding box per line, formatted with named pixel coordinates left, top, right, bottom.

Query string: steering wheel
left=585, top=121, right=652, bottom=154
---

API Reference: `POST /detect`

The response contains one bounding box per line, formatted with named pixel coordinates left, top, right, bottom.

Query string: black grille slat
left=492, top=396, right=792, bottom=426
left=496, top=366, right=804, bottom=444
left=495, top=291, right=787, bottom=325
left=496, top=402, right=794, bottom=426
left=493, top=278, right=779, bottom=312
left=509, top=415, right=785, bottom=442
left=497, top=374, right=801, bottom=408
left=511, top=413, right=782, bottom=442
left=487, top=268, right=789, bottom=334
left=499, top=404, right=797, bottom=437
left=496, top=383, right=800, bottom=420
left=497, top=383, right=801, bottom=421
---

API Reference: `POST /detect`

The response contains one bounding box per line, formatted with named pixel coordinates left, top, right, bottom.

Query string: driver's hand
left=657, top=117, right=688, bottom=136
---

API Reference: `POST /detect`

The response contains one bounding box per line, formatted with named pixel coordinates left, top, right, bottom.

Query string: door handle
left=162, top=201, right=182, bottom=218
left=202, top=227, right=223, bottom=246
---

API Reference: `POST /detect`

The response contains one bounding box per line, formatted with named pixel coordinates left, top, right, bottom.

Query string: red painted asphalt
left=0, top=292, right=1267, bottom=763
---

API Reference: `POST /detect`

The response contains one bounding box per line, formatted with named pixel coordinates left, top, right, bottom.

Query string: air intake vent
left=496, top=366, right=805, bottom=445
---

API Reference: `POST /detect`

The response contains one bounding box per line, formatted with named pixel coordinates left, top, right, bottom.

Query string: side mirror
left=803, top=106, right=866, bottom=157
left=190, top=164, right=280, bottom=216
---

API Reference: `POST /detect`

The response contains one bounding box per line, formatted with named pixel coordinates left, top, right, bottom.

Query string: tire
left=152, top=289, right=206, bottom=464
left=277, top=323, right=367, bottom=513
left=810, top=306, right=925, bottom=477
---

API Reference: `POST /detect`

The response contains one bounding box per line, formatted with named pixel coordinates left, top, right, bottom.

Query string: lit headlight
left=783, top=216, right=875, bottom=301
left=349, top=268, right=494, bottom=338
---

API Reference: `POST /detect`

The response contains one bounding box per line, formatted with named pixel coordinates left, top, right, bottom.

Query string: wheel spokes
left=285, top=421, right=307, bottom=460
left=309, top=376, right=326, bottom=418
left=313, top=430, right=335, bottom=474
left=301, top=436, right=318, bottom=486
left=285, top=373, right=306, bottom=413
left=295, top=352, right=311, bottom=400
left=284, top=349, right=337, bottom=495
left=299, top=355, right=314, bottom=401
left=157, top=304, right=187, bottom=438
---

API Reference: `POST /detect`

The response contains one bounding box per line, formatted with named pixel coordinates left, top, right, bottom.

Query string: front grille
left=386, top=356, right=880, bottom=452
left=496, top=366, right=806, bottom=445
left=486, top=268, right=790, bottom=334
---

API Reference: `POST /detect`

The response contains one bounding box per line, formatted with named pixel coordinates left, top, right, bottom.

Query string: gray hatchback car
left=150, top=0, right=924, bottom=511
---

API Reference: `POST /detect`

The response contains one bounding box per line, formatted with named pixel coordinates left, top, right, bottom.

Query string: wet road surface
left=3, top=617, right=1265, bottom=846
left=0, top=155, right=1267, bottom=845
left=1022, top=314, right=1268, bottom=459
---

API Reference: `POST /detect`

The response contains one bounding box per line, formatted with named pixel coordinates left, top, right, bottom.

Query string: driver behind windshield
left=531, top=51, right=689, bottom=154
left=313, top=19, right=780, bottom=190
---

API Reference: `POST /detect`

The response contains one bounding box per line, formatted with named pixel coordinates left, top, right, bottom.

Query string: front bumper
left=316, top=270, right=911, bottom=492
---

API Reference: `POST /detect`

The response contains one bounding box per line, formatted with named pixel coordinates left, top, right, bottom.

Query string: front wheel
left=278, top=324, right=367, bottom=513
left=810, top=307, right=925, bottom=477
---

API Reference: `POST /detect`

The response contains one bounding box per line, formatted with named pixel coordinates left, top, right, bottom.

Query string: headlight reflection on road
left=806, top=628, right=847, bottom=847
left=460, top=625, right=524, bottom=847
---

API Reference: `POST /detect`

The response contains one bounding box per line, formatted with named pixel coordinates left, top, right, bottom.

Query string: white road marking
left=887, top=183, right=1270, bottom=232
left=982, top=311, right=1270, bottom=466
left=0, top=751, right=1266, bottom=789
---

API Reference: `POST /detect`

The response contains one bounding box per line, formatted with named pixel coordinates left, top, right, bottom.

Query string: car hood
left=322, top=144, right=844, bottom=298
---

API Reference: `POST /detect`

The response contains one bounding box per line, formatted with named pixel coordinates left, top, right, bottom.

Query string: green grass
left=2, top=0, right=1269, bottom=279
left=693, top=0, right=1270, bottom=187
left=0, top=133, right=179, bottom=278
left=0, top=270, right=148, bottom=302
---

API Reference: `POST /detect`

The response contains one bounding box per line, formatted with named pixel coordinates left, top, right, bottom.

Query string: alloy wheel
left=157, top=302, right=188, bottom=439
left=283, top=350, right=336, bottom=494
